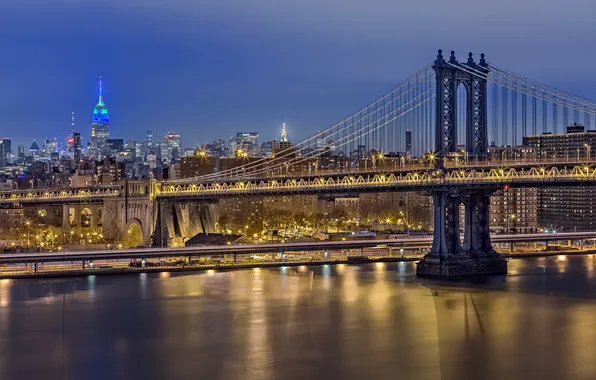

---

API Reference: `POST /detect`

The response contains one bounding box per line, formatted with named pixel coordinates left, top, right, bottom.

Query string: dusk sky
left=1, top=0, right=595, bottom=149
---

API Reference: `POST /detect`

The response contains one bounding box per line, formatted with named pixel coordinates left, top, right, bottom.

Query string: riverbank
left=0, top=249, right=594, bottom=280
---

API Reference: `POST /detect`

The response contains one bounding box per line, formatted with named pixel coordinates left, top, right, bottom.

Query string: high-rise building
left=90, top=77, right=111, bottom=159
left=272, top=140, right=295, bottom=158
left=17, top=145, right=25, bottom=162
left=212, top=139, right=225, bottom=156
left=147, top=130, right=153, bottom=148
left=160, top=132, right=182, bottom=165
left=106, top=139, right=125, bottom=156
left=490, top=188, right=538, bottom=234
left=405, top=129, right=412, bottom=156
left=524, top=125, right=596, bottom=231
left=29, top=141, right=40, bottom=157
left=0, top=138, right=11, bottom=159
left=522, top=124, right=596, bottom=161
left=73, top=132, right=82, bottom=163
left=45, top=138, right=56, bottom=154
left=233, top=132, right=259, bottom=156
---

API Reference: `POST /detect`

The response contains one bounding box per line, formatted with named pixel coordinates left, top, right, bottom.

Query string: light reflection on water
left=0, top=256, right=595, bottom=380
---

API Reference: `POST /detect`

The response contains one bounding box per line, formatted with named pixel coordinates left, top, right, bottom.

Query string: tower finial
left=71, top=111, right=75, bottom=133
left=281, top=122, right=288, bottom=142
left=97, top=76, right=104, bottom=105
left=467, top=52, right=475, bottom=65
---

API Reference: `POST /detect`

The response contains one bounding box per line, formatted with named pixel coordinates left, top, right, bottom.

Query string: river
left=0, top=255, right=595, bottom=380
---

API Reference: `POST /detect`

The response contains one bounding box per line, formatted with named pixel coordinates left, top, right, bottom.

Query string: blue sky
left=1, top=0, right=595, bottom=149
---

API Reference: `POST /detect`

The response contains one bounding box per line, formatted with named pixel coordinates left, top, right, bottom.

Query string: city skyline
left=1, top=0, right=596, bottom=148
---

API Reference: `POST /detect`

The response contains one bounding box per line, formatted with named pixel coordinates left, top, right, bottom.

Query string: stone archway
left=81, top=207, right=92, bottom=228
left=124, top=219, right=144, bottom=248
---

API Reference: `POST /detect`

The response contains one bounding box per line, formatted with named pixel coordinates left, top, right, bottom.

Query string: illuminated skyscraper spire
left=97, top=76, right=104, bottom=105
left=281, top=122, right=288, bottom=142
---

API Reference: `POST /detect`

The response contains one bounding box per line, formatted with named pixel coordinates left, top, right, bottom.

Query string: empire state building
left=90, top=77, right=110, bottom=159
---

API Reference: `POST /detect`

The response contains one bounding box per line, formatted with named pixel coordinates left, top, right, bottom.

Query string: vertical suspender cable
left=424, top=72, right=432, bottom=152
left=542, top=89, right=547, bottom=133
left=563, top=98, right=568, bottom=130
left=553, top=96, right=558, bottom=134
left=492, top=82, right=498, bottom=146
left=415, top=73, right=419, bottom=157
left=502, top=85, right=508, bottom=146
left=522, top=86, right=527, bottom=141
left=390, top=90, right=394, bottom=154
left=532, top=85, right=537, bottom=136
left=512, top=88, right=518, bottom=146
left=407, top=80, right=411, bottom=155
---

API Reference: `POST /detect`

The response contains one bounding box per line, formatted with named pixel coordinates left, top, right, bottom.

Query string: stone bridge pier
left=102, top=180, right=156, bottom=248
left=153, top=200, right=217, bottom=247
left=416, top=188, right=507, bottom=277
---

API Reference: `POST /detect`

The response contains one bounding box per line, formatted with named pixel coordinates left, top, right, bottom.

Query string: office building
left=45, top=138, right=56, bottom=154
left=405, top=129, right=412, bottom=156
left=0, top=138, right=11, bottom=160
left=180, top=151, right=217, bottom=178
left=90, top=77, right=111, bottom=159
left=234, top=132, right=259, bottom=156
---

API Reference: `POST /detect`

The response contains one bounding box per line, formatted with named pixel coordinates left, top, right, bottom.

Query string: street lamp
left=507, top=213, right=517, bottom=234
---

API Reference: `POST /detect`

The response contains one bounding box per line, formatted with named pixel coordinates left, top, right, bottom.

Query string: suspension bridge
left=3, top=49, right=596, bottom=277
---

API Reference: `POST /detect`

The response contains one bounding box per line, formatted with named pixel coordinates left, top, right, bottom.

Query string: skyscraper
left=45, top=138, right=56, bottom=154
left=281, top=122, right=288, bottom=142
left=90, top=77, right=110, bottom=159
left=405, top=129, right=412, bottom=156
left=73, top=132, right=82, bottom=163
left=0, top=138, right=11, bottom=159
left=235, top=132, right=258, bottom=155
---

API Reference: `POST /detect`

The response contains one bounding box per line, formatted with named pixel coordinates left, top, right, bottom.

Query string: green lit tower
left=90, top=77, right=110, bottom=159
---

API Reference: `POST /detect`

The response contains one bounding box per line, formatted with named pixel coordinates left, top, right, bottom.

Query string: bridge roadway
left=1, top=232, right=595, bottom=265
left=159, top=163, right=596, bottom=199
left=1, top=158, right=595, bottom=205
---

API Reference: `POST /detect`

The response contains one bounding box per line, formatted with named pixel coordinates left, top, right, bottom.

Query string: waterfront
left=0, top=256, right=595, bottom=380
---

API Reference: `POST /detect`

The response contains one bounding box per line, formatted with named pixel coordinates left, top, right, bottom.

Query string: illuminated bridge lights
left=155, top=165, right=596, bottom=198
left=0, top=187, right=120, bottom=204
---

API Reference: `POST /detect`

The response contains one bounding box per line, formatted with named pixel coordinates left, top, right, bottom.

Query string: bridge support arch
left=124, top=219, right=144, bottom=248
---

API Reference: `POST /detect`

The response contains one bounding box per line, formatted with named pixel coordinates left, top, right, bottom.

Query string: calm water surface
left=1, top=256, right=596, bottom=380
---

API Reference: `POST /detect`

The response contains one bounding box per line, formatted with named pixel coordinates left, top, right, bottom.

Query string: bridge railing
left=164, top=157, right=596, bottom=185
left=157, top=164, right=596, bottom=198
left=0, top=186, right=121, bottom=204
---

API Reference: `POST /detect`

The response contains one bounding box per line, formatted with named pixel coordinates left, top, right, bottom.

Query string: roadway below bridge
left=1, top=231, right=595, bottom=269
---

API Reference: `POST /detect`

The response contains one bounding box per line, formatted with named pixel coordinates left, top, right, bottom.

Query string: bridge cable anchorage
left=171, top=68, right=435, bottom=184
left=169, top=63, right=434, bottom=184
left=165, top=67, right=435, bottom=184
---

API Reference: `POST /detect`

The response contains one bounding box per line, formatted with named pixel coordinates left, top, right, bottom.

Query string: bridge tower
left=417, top=50, right=506, bottom=277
